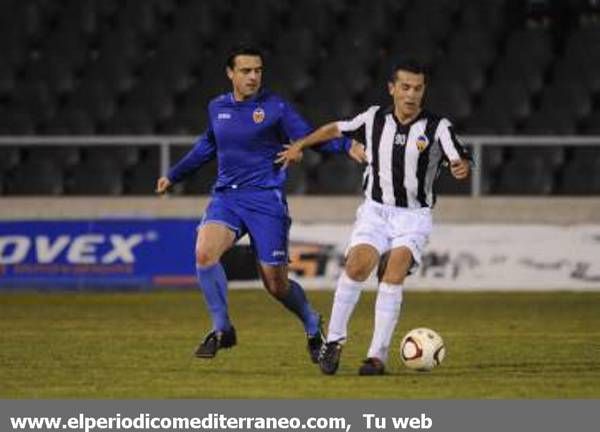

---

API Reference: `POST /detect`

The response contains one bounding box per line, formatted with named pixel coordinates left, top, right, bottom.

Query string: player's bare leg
left=320, top=244, right=379, bottom=375
left=359, top=246, right=412, bottom=375
left=258, top=262, right=324, bottom=363
left=194, top=223, right=237, bottom=358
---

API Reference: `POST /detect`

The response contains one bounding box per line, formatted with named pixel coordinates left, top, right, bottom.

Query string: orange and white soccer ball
left=400, top=328, right=446, bottom=371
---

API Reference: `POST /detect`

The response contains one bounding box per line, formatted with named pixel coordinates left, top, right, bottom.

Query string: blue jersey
left=167, top=90, right=350, bottom=190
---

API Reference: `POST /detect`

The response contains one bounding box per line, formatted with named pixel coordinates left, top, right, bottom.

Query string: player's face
left=388, top=70, right=426, bottom=119
left=227, top=55, right=263, bottom=100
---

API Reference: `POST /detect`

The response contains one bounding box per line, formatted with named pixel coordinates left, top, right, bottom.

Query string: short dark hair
left=226, top=44, right=264, bottom=69
left=389, top=58, right=427, bottom=83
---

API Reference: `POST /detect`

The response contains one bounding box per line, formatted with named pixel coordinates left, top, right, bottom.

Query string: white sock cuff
left=339, top=271, right=364, bottom=291
left=378, top=282, right=403, bottom=296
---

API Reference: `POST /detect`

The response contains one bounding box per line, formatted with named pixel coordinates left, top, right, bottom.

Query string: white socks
left=367, top=282, right=403, bottom=363
left=326, top=272, right=363, bottom=343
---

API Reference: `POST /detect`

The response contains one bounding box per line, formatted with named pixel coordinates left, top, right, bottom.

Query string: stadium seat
left=66, top=80, right=117, bottom=124
left=4, top=159, right=63, bottom=195
left=230, top=0, right=287, bottom=45
left=508, top=146, right=565, bottom=169
left=0, top=146, right=22, bottom=172
left=65, top=157, right=124, bottom=195
left=81, top=146, right=140, bottom=169
left=426, top=81, right=472, bottom=124
left=388, top=29, right=439, bottom=67
left=45, top=109, right=96, bottom=135
left=504, top=29, right=553, bottom=68
left=477, top=81, right=532, bottom=123
left=493, top=157, right=555, bottom=194
left=26, top=57, right=76, bottom=97
left=269, top=64, right=313, bottom=100
left=552, top=57, right=600, bottom=94
left=95, top=28, right=143, bottom=72
left=273, top=28, right=320, bottom=71
left=521, top=109, right=577, bottom=135
left=182, top=160, right=218, bottom=195
left=557, top=158, right=600, bottom=195
left=43, top=27, right=89, bottom=72
left=464, top=108, right=517, bottom=135
left=492, top=56, right=545, bottom=95
left=460, top=0, right=508, bottom=37
left=538, top=82, right=592, bottom=120
left=124, top=160, right=160, bottom=195
left=285, top=164, right=308, bottom=195
left=401, top=0, right=454, bottom=43
left=0, top=111, right=36, bottom=134
left=317, top=59, right=373, bottom=99
left=123, top=81, right=176, bottom=124
left=25, top=146, right=81, bottom=169
left=13, top=80, right=57, bottom=122
left=581, top=112, right=600, bottom=135
left=0, top=64, right=17, bottom=98
left=446, top=28, right=497, bottom=70
left=287, top=1, right=338, bottom=41
left=570, top=147, right=600, bottom=164
left=117, top=0, right=162, bottom=42
left=434, top=55, right=487, bottom=96
left=436, top=166, right=471, bottom=195
left=104, top=109, right=155, bottom=135
left=344, top=0, right=395, bottom=42
left=310, top=157, right=363, bottom=195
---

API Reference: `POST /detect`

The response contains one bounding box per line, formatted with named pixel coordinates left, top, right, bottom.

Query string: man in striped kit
left=277, top=59, right=471, bottom=375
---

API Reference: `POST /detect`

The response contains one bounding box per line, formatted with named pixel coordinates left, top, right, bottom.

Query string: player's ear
left=226, top=67, right=234, bottom=80
left=388, top=81, right=395, bottom=96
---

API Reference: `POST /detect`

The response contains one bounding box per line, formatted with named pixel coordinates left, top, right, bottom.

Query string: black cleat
left=358, top=357, right=385, bottom=376
left=307, top=317, right=325, bottom=363
left=318, top=341, right=343, bottom=375
left=194, top=326, right=237, bottom=358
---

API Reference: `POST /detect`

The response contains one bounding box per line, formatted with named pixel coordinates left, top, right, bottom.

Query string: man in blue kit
left=156, top=45, right=362, bottom=363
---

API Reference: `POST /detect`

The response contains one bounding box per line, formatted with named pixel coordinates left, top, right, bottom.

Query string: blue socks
left=279, top=279, right=320, bottom=336
left=196, top=263, right=231, bottom=332
left=196, top=264, right=318, bottom=337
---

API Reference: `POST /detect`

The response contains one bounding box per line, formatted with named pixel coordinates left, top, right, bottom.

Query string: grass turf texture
left=1, top=290, right=599, bottom=398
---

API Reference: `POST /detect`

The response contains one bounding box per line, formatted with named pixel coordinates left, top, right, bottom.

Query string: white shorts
left=347, top=199, right=433, bottom=272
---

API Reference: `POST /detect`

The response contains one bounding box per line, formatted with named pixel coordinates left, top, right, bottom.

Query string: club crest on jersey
left=394, top=134, right=407, bottom=146
left=252, top=107, right=265, bottom=124
left=416, top=135, right=429, bottom=152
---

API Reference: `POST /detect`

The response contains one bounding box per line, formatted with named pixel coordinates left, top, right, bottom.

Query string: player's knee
left=195, top=248, right=218, bottom=267
left=345, top=262, right=371, bottom=282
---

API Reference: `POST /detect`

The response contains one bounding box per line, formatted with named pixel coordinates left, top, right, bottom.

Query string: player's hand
left=450, top=159, right=470, bottom=179
left=348, top=140, right=367, bottom=163
left=275, top=143, right=303, bottom=169
left=155, top=176, right=172, bottom=194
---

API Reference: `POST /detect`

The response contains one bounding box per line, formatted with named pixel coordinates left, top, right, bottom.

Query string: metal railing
left=1, top=135, right=599, bottom=196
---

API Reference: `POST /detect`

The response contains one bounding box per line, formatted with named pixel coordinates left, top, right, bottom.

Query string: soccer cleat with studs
left=306, top=316, right=325, bottom=364
left=358, top=357, right=385, bottom=376
left=194, top=326, right=237, bottom=358
left=318, top=340, right=343, bottom=375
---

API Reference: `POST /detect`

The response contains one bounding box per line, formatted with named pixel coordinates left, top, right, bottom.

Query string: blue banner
left=0, top=219, right=199, bottom=289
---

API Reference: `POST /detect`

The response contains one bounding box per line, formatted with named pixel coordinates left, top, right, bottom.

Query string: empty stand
left=0, top=0, right=599, bottom=197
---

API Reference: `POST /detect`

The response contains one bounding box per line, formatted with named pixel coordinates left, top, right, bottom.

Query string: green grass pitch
left=1, top=290, right=599, bottom=398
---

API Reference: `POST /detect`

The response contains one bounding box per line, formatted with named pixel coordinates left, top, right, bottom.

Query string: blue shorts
left=200, top=188, right=291, bottom=265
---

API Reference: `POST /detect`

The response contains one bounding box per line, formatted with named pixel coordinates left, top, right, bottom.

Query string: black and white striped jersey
left=336, top=106, right=470, bottom=208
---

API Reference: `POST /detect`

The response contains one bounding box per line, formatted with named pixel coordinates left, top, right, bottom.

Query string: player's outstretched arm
left=275, top=122, right=341, bottom=168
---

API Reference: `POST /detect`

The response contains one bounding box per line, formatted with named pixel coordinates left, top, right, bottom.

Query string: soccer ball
left=400, top=327, right=446, bottom=371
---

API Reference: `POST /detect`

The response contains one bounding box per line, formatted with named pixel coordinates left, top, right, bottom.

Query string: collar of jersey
left=385, top=105, right=428, bottom=128
left=228, top=89, right=267, bottom=104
